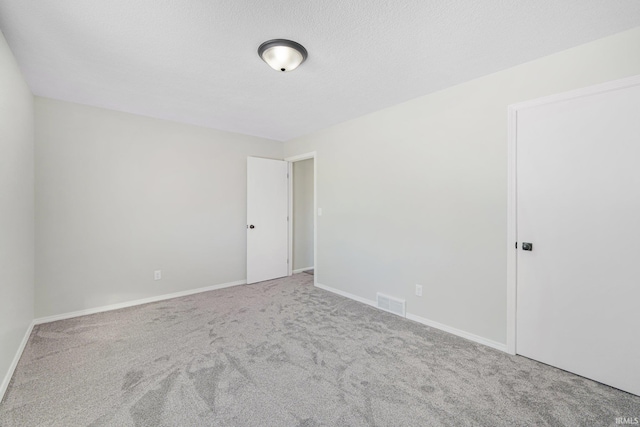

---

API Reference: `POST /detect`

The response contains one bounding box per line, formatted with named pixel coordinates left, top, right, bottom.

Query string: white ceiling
left=1, top=1, right=639, bottom=141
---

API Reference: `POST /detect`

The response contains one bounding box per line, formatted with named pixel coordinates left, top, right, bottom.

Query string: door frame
left=506, top=74, right=640, bottom=355
left=284, top=151, right=317, bottom=287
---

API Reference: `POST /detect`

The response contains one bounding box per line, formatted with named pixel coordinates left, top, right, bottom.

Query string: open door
left=247, top=157, right=288, bottom=284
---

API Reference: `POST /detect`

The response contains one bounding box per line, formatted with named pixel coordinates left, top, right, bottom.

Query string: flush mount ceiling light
left=258, top=39, right=308, bottom=72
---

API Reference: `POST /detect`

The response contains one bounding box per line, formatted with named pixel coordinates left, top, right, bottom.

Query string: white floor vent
left=376, top=293, right=406, bottom=317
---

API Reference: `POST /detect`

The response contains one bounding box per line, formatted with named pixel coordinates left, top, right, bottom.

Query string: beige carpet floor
left=1, top=273, right=638, bottom=426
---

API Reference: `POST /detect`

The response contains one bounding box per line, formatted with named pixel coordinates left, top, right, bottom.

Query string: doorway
left=285, top=152, right=317, bottom=285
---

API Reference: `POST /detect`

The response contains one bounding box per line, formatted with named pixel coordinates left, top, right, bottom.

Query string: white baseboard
left=1, top=320, right=35, bottom=403
left=315, top=282, right=377, bottom=308
left=292, top=266, right=314, bottom=274
left=34, top=279, right=246, bottom=325
left=405, top=313, right=507, bottom=352
left=315, top=282, right=507, bottom=353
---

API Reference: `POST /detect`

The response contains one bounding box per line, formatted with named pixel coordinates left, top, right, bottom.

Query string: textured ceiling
left=1, top=1, right=639, bottom=141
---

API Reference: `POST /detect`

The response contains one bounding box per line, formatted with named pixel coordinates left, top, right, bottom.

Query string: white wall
left=284, top=27, right=640, bottom=345
left=0, top=32, right=34, bottom=394
left=35, top=98, right=282, bottom=317
left=293, top=158, right=314, bottom=271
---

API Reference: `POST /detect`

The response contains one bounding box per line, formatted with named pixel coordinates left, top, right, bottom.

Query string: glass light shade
left=258, top=40, right=308, bottom=72
left=262, top=46, right=303, bottom=72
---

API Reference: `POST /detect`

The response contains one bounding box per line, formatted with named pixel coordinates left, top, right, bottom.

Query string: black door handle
left=522, top=242, right=532, bottom=251
left=249, top=225, right=255, bottom=229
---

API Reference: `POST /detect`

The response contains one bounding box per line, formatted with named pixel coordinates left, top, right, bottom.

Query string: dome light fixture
left=258, top=39, right=308, bottom=73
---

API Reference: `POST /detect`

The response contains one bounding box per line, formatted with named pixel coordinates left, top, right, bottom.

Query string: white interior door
left=516, top=81, right=640, bottom=396
left=247, top=157, right=288, bottom=284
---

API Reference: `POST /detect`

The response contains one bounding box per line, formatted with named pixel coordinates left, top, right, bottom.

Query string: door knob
left=249, top=225, right=255, bottom=229
left=522, top=242, right=533, bottom=251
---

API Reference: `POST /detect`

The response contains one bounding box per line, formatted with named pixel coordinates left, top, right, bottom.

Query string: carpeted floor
left=1, top=274, right=638, bottom=426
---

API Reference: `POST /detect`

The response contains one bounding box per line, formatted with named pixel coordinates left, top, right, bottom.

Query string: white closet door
left=516, top=82, right=640, bottom=396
